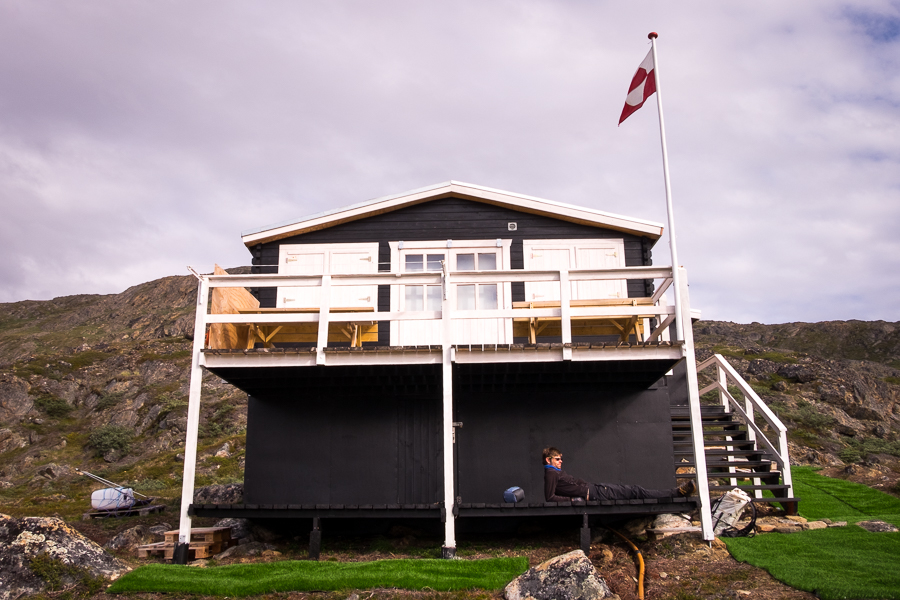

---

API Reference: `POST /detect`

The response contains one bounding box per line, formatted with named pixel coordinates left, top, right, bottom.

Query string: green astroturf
left=724, top=467, right=900, bottom=600
left=107, top=557, right=529, bottom=596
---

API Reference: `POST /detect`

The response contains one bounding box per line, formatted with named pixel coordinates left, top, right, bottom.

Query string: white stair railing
left=697, top=354, right=793, bottom=499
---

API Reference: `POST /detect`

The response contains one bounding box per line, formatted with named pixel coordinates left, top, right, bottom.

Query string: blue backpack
left=503, top=486, right=525, bottom=503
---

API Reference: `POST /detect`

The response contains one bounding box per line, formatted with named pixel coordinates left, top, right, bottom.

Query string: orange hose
left=610, top=528, right=645, bottom=600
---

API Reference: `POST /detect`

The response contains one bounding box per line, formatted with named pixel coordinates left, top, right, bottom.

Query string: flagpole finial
left=648, top=32, right=658, bottom=39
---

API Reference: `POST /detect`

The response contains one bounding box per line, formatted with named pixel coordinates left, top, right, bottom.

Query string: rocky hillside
left=693, top=321, right=900, bottom=475
left=0, top=274, right=247, bottom=517
left=0, top=277, right=898, bottom=519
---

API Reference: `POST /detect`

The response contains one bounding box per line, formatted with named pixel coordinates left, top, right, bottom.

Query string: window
left=403, top=253, right=443, bottom=311
left=456, top=252, right=498, bottom=310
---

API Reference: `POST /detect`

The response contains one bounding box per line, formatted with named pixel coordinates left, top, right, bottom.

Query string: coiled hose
left=609, top=527, right=645, bottom=600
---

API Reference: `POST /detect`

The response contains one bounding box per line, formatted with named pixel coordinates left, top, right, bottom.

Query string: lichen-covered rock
left=0, top=514, right=129, bottom=600
left=213, top=517, right=252, bottom=541
left=194, top=483, right=243, bottom=504
left=504, top=550, right=619, bottom=600
left=856, top=520, right=899, bottom=533
left=0, top=429, right=27, bottom=454
left=0, top=376, right=33, bottom=422
left=103, top=525, right=155, bottom=551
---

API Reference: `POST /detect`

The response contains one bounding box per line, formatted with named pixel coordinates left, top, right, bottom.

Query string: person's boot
left=677, top=479, right=697, bottom=497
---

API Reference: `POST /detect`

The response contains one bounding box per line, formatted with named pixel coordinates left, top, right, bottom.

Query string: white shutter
left=277, top=243, right=378, bottom=309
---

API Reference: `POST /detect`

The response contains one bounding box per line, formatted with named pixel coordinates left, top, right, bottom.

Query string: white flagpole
left=648, top=32, right=684, bottom=342
left=648, top=32, right=715, bottom=542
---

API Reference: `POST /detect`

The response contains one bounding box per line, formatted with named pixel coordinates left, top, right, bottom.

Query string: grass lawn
left=724, top=467, right=900, bottom=600
left=107, top=557, right=529, bottom=596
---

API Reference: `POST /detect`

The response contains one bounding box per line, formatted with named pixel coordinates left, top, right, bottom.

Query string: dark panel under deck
left=213, top=361, right=683, bottom=509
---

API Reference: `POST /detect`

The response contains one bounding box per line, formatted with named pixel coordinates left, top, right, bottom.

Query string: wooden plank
left=209, top=264, right=260, bottom=350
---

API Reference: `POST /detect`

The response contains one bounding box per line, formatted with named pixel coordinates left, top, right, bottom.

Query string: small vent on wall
left=508, top=222, right=517, bottom=231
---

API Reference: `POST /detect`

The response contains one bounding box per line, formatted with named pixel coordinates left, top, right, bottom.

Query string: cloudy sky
left=1, top=1, right=898, bottom=324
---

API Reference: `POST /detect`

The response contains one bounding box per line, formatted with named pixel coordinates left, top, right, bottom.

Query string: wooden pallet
left=82, top=504, right=167, bottom=520
left=138, top=527, right=234, bottom=560
left=163, top=526, right=231, bottom=545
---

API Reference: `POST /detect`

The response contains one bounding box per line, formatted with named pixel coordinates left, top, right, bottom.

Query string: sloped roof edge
left=241, top=181, right=664, bottom=246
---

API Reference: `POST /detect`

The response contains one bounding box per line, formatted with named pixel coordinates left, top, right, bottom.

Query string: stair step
left=672, top=440, right=757, bottom=449
left=677, top=460, right=777, bottom=469
left=708, top=484, right=790, bottom=492
left=749, top=497, right=800, bottom=505
left=672, top=424, right=746, bottom=432
left=675, top=449, right=770, bottom=458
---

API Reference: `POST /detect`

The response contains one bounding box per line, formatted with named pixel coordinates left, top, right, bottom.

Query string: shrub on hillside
left=86, top=425, right=132, bottom=457
left=33, top=395, right=73, bottom=418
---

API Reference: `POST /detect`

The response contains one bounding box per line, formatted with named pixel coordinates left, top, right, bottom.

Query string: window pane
left=456, top=254, right=475, bottom=270
left=405, top=286, right=423, bottom=311
left=426, top=285, right=442, bottom=311
left=405, top=255, right=423, bottom=272
left=457, top=285, right=475, bottom=310
left=426, top=254, right=444, bottom=271
left=479, top=284, right=498, bottom=309
left=477, top=253, right=497, bottom=270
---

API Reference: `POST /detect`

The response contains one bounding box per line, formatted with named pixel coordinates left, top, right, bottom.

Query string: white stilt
left=440, top=260, right=456, bottom=557
left=678, top=268, right=714, bottom=540
left=176, top=274, right=210, bottom=561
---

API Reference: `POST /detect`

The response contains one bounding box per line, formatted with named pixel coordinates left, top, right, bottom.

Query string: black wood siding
left=242, top=365, right=443, bottom=505
left=249, top=197, right=657, bottom=308
left=231, top=362, right=676, bottom=506
left=453, top=364, right=677, bottom=503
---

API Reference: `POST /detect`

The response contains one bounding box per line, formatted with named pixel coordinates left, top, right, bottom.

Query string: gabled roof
left=241, top=181, right=664, bottom=246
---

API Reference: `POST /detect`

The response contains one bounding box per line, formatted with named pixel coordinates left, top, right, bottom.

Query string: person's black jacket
left=544, top=467, right=590, bottom=502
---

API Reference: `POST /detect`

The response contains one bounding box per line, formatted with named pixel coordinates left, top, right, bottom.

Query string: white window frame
left=388, top=239, right=512, bottom=344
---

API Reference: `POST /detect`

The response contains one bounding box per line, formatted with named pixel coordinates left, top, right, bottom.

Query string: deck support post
left=440, top=261, right=457, bottom=557
left=175, top=274, right=210, bottom=564
left=678, top=267, right=714, bottom=541
left=559, top=269, right=572, bottom=360
left=316, top=275, right=332, bottom=365
left=309, top=517, right=322, bottom=560
left=580, top=514, right=591, bottom=554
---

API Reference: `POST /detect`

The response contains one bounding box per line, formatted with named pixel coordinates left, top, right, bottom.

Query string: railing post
left=559, top=270, right=572, bottom=360
left=440, top=261, right=456, bottom=558
left=175, top=274, right=210, bottom=564
left=714, top=361, right=739, bottom=487
left=744, top=387, right=762, bottom=497
left=316, top=275, right=331, bottom=365
left=678, top=267, right=714, bottom=541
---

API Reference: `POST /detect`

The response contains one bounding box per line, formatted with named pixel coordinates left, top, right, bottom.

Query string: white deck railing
left=697, top=354, right=794, bottom=499
left=201, top=265, right=682, bottom=354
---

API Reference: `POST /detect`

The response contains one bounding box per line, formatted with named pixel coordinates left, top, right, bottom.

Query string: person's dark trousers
left=591, top=483, right=680, bottom=501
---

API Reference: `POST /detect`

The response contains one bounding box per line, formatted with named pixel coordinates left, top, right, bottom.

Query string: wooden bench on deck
left=512, top=298, right=657, bottom=344
left=235, top=307, right=378, bottom=348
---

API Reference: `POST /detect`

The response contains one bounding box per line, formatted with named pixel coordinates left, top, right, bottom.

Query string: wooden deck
left=201, top=340, right=684, bottom=368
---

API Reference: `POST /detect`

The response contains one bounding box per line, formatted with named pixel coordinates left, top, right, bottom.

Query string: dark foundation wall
left=453, top=368, right=677, bottom=504
left=243, top=367, right=443, bottom=506
left=236, top=360, right=682, bottom=507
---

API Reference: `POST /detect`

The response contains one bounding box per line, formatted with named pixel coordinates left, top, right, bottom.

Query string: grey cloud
left=0, top=0, right=898, bottom=324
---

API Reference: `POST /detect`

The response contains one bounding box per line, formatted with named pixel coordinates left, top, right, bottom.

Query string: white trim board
left=242, top=181, right=664, bottom=246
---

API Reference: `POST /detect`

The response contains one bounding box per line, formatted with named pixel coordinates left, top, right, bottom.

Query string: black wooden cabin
left=183, top=182, right=709, bottom=558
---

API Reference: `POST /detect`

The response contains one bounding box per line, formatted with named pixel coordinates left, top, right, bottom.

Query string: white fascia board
left=241, top=181, right=664, bottom=246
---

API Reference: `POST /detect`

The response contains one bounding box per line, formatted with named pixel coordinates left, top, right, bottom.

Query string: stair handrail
left=696, top=353, right=793, bottom=497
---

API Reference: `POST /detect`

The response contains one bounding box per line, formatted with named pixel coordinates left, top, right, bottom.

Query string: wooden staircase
left=671, top=405, right=799, bottom=514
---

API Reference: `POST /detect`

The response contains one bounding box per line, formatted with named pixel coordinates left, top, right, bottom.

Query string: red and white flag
left=618, top=49, right=656, bottom=125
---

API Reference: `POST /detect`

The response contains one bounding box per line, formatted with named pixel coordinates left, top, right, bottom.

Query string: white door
left=451, top=249, right=509, bottom=344
left=523, top=239, right=626, bottom=302
left=523, top=245, right=573, bottom=303
left=391, top=240, right=512, bottom=346
left=278, top=243, right=378, bottom=310
left=575, top=245, right=627, bottom=300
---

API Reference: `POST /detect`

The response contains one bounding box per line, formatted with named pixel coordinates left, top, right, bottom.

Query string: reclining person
left=543, top=446, right=696, bottom=502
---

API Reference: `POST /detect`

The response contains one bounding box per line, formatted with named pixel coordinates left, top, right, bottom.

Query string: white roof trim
left=241, top=181, right=664, bottom=246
